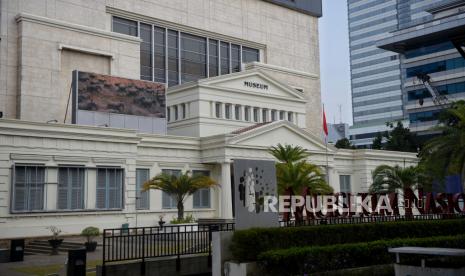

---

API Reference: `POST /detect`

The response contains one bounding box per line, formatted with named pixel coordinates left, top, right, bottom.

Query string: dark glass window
left=215, top=102, right=221, bottom=118
left=220, top=42, right=230, bottom=75
left=231, top=44, right=241, bottom=73
left=288, top=112, right=293, bottom=122
left=161, top=169, right=181, bottom=209
left=209, top=39, right=219, bottom=77
left=225, top=104, right=231, bottom=119
left=279, top=111, right=285, bottom=120
left=409, top=110, right=441, bottom=123
left=168, top=30, right=179, bottom=86
left=244, top=106, right=250, bottom=121
left=242, top=47, right=259, bottom=63
left=174, top=105, right=179, bottom=120
left=235, top=105, right=241, bottom=120
left=182, top=103, right=186, bottom=119
left=140, top=23, right=153, bottom=81
left=406, top=57, right=465, bottom=78
left=112, top=17, right=137, bottom=36
left=167, top=107, right=171, bottom=121
left=253, top=108, right=259, bottom=122
left=262, top=109, right=268, bottom=122
left=271, top=110, right=277, bottom=121
left=154, top=27, right=166, bottom=83
left=193, top=171, right=211, bottom=209
left=408, top=81, right=465, bottom=101
left=181, top=33, right=207, bottom=83
left=405, top=41, right=455, bottom=59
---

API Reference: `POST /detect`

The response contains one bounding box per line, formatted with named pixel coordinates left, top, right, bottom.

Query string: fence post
left=176, top=225, right=181, bottom=272
left=141, top=228, right=146, bottom=275
left=208, top=225, right=212, bottom=268
left=102, top=230, right=106, bottom=276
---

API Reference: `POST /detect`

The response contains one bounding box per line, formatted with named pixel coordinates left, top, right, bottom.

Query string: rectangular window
left=167, top=107, right=171, bottom=122
left=339, top=175, right=351, bottom=193
left=253, top=108, right=259, bottom=122
left=182, top=103, right=186, bottom=119
left=262, top=109, right=268, bottom=122
left=235, top=105, right=241, bottom=120
left=225, top=104, right=231, bottom=119
left=112, top=17, right=138, bottom=36
left=288, top=112, right=293, bottom=122
left=57, top=167, right=85, bottom=210
left=271, top=110, right=277, bottom=121
left=215, top=102, right=221, bottom=118
left=244, top=106, right=250, bottom=121
left=181, top=33, right=207, bottom=83
left=168, top=30, right=179, bottom=86
left=13, top=165, right=45, bottom=212
left=174, top=105, right=179, bottom=120
left=242, top=47, right=259, bottom=63
left=154, top=27, right=166, bottom=83
left=161, top=169, right=181, bottom=209
left=193, top=171, right=211, bottom=209
left=96, top=168, right=123, bottom=209
left=208, top=39, right=219, bottom=77
left=220, top=42, right=230, bottom=75
left=140, top=23, right=153, bottom=81
left=279, top=111, right=285, bottom=120
left=231, top=44, right=241, bottom=73
left=136, top=169, right=150, bottom=210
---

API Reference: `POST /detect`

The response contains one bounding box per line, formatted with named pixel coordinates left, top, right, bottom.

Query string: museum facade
left=0, top=0, right=417, bottom=238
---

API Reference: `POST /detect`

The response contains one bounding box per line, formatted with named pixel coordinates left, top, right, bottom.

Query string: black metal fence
left=101, top=223, right=234, bottom=275
left=280, top=213, right=465, bottom=227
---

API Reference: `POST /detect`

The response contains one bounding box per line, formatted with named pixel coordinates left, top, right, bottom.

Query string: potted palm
left=81, top=227, right=99, bottom=252
left=46, top=226, right=63, bottom=255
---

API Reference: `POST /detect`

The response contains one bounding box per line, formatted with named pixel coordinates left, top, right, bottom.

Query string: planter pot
left=85, top=241, right=98, bottom=252
left=48, top=239, right=63, bottom=255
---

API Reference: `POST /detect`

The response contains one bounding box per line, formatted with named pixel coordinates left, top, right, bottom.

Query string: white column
left=241, top=106, right=246, bottom=121
left=86, top=168, right=97, bottom=209
left=231, top=104, right=236, bottom=120
left=46, top=168, right=58, bottom=211
left=258, top=108, right=263, bottom=123
left=266, top=109, right=271, bottom=122
left=220, top=162, right=233, bottom=219
left=221, top=103, right=226, bottom=119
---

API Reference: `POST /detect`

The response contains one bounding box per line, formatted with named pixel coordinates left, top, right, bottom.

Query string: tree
left=269, top=144, right=333, bottom=222
left=144, top=171, right=217, bottom=220
left=335, top=138, right=355, bottom=149
left=371, top=132, right=383, bottom=150
left=420, top=101, right=465, bottom=189
left=369, top=165, right=427, bottom=217
left=383, top=121, right=418, bottom=152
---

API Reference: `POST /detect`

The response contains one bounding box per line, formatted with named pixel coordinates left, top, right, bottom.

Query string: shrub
left=258, top=234, right=465, bottom=275
left=170, top=214, right=196, bottom=224
left=81, top=227, right=100, bottom=243
left=230, top=219, right=465, bottom=261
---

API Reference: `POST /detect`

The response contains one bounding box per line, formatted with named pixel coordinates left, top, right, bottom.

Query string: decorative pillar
left=220, top=162, right=233, bottom=219
left=221, top=103, right=226, bottom=119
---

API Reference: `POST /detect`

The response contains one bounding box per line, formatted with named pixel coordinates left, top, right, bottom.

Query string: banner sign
left=72, top=71, right=166, bottom=134
left=233, top=159, right=280, bottom=230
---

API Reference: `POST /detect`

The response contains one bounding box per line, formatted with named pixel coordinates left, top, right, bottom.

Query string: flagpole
left=323, top=104, right=329, bottom=185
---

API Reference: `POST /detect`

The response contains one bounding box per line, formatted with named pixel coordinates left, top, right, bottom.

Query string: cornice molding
left=15, top=12, right=141, bottom=44
left=245, top=62, right=319, bottom=79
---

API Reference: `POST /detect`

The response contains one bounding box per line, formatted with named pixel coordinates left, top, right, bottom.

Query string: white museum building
left=0, top=0, right=417, bottom=239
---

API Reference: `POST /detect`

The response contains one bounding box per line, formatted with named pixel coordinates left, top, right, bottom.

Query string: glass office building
left=348, top=0, right=465, bottom=147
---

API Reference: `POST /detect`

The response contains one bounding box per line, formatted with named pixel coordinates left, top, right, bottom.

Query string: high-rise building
left=347, top=0, right=403, bottom=147
left=348, top=0, right=465, bottom=147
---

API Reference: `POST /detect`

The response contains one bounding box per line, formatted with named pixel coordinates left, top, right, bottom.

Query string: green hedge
left=257, top=234, right=465, bottom=275
left=230, top=219, right=465, bottom=261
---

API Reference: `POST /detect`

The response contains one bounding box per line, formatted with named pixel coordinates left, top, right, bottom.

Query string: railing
left=101, top=223, right=234, bottom=275
left=280, top=213, right=465, bottom=227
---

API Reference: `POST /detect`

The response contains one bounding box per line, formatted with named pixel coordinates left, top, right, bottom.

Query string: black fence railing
left=101, top=223, right=234, bottom=275
left=280, top=213, right=465, bottom=227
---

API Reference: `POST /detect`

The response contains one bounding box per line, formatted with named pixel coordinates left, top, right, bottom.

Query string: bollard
left=67, top=248, right=86, bottom=276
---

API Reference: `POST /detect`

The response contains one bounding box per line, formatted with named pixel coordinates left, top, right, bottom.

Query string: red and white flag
left=322, top=106, right=328, bottom=136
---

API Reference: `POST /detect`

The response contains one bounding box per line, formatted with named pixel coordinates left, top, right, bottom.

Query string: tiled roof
left=231, top=122, right=272, bottom=134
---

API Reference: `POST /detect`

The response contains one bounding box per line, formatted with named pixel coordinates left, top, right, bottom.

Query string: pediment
left=228, top=121, right=332, bottom=152
left=199, top=70, right=305, bottom=101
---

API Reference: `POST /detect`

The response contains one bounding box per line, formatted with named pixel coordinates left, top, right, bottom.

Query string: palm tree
left=144, top=171, right=217, bottom=220
left=370, top=165, right=426, bottom=217
left=269, top=144, right=309, bottom=164
left=269, top=144, right=333, bottom=221
left=420, top=101, right=465, bottom=190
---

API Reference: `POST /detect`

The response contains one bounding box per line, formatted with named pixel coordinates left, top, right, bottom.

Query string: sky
left=319, top=0, right=352, bottom=125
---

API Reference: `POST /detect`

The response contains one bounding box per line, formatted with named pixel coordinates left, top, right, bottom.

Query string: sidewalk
left=0, top=237, right=102, bottom=276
